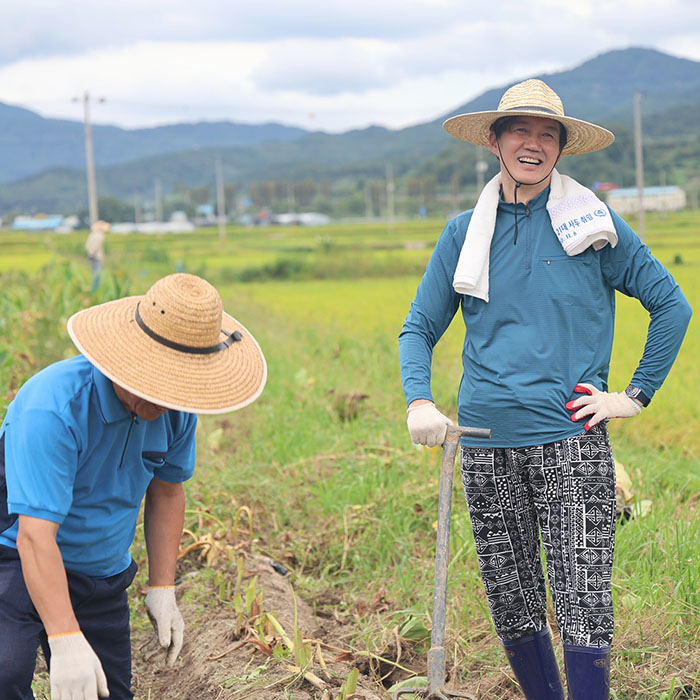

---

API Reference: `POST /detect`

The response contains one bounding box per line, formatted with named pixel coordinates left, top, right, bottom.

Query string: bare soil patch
left=131, top=556, right=391, bottom=700
left=31, top=554, right=700, bottom=699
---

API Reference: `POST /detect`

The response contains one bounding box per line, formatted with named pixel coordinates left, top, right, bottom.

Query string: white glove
left=145, top=586, right=184, bottom=666
left=407, top=402, right=453, bottom=447
left=48, top=631, right=109, bottom=700
left=566, top=383, right=642, bottom=430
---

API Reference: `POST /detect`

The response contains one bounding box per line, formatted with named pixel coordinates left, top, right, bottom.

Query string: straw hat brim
left=67, top=296, right=267, bottom=415
left=442, top=109, right=615, bottom=155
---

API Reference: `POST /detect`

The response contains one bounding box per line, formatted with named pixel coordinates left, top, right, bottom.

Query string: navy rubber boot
left=563, top=645, right=610, bottom=700
left=502, top=627, right=565, bottom=699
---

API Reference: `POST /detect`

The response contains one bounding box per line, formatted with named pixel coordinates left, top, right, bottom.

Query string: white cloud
left=0, top=42, right=269, bottom=125
left=253, top=39, right=398, bottom=95
left=0, top=0, right=458, bottom=65
left=0, top=0, right=696, bottom=132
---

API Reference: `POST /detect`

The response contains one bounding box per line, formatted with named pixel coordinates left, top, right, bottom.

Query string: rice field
left=2, top=209, right=699, bottom=698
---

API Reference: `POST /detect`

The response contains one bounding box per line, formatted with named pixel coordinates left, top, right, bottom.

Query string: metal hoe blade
left=393, top=425, right=491, bottom=700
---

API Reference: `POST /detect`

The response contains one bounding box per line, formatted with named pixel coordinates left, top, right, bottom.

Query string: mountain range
left=0, top=46, right=698, bottom=215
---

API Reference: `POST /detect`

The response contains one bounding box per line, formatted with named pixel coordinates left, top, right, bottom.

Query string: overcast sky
left=1, top=0, right=698, bottom=133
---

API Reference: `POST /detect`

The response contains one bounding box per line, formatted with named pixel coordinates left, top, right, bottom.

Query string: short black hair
left=490, top=115, right=567, bottom=151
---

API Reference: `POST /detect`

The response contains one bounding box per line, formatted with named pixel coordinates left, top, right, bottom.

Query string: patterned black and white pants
left=460, top=424, right=616, bottom=648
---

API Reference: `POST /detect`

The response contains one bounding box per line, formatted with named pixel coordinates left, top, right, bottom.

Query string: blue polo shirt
left=0, top=355, right=197, bottom=577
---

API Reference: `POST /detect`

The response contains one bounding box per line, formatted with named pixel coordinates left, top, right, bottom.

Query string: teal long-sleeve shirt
left=399, top=187, right=692, bottom=447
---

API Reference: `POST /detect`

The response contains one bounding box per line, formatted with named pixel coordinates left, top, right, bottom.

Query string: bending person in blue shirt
left=399, top=80, right=691, bottom=699
left=0, top=273, right=267, bottom=700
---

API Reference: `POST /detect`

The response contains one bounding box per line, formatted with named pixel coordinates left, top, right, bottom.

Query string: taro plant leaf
left=388, top=676, right=428, bottom=699
left=338, top=667, right=359, bottom=700
left=245, top=577, right=258, bottom=611
left=399, top=615, right=431, bottom=642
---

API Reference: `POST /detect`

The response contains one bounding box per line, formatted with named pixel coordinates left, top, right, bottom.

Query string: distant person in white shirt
left=84, top=220, right=110, bottom=290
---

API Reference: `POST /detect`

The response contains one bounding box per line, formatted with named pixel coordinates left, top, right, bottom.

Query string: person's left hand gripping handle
left=145, top=585, right=185, bottom=666
left=48, top=631, right=109, bottom=699
left=407, top=401, right=454, bottom=447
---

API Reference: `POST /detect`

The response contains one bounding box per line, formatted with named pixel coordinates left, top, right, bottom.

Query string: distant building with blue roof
left=606, top=186, right=686, bottom=215
left=196, top=204, right=215, bottom=217
left=12, top=215, right=66, bottom=231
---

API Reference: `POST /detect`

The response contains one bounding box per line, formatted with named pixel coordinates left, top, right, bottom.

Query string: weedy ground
left=4, top=212, right=699, bottom=699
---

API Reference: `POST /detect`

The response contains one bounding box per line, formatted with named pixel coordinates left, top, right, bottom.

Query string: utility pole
left=216, top=158, right=226, bottom=241
left=633, top=90, right=646, bottom=241
left=450, top=173, right=461, bottom=213
left=364, top=182, right=372, bottom=219
left=386, top=163, right=395, bottom=232
left=154, top=178, right=163, bottom=223
left=75, top=91, right=103, bottom=226
left=476, top=146, right=488, bottom=193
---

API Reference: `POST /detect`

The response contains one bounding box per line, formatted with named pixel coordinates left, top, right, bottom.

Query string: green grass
left=3, top=209, right=700, bottom=698
left=190, top=278, right=700, bottom=697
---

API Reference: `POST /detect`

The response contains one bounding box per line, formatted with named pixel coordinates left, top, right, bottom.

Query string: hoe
left=394, top=424, right=491, bottom=700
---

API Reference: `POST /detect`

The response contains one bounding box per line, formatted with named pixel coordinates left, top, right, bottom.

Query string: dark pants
left=0, top=546, right=138, bottom=700
left=89, top=255, right=102, bottom=290
left=460, top=424, right=616, bottom=648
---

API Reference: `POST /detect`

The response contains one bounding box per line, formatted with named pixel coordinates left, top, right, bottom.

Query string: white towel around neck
left=452, top=169, right=617, bottom=301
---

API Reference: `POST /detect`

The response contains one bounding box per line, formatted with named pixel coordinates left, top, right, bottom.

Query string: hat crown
left=140, top=273, right=223, bottom=348
left=442, top=78, right=614, bottom=157
left=497, top=79, right=565, bottom=118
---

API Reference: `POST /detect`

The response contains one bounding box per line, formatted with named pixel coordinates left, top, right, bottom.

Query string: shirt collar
left=498, top=184, right=551, bottom=212
left=92, top=365, right=131, bottom=424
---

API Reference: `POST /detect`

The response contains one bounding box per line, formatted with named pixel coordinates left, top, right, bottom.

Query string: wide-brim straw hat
left=443, top=79, right=614, bottom=155
left=68, top=273, right=267, bottom=414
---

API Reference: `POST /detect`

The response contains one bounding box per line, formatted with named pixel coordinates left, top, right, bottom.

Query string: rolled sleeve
left=4, top=409, right=79, bottom=524
left=155, top=413, right=197, bottom=483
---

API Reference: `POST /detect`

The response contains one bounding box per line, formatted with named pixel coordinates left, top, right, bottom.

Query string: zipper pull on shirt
left=119, top=414, right=138, bottom=469
left=513, top=182, right=522, bottom=246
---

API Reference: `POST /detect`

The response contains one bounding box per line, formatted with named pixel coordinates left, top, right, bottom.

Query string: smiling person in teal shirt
left=0, top=274, right=267, bottom=700
left=399, top=80, right=691, bottom=699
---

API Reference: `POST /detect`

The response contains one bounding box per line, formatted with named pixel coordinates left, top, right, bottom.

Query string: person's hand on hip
left=566, top=383, right=641, bottom=431
left=407, top=401, right=453, bottom=447
left=145, top=586, right=185, bottom=667
left=48, top=631, right=109, bottom=699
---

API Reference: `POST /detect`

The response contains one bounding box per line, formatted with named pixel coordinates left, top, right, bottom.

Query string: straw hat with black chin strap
left=443, top=79, right=616, bottom=244
left=67, top=273, right=267, bottom=414
left=442, top=78, right=615, bottom=156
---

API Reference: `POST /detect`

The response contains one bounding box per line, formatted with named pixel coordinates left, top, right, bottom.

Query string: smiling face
left=112, top=382, right=169, bottom=421
left=488, top=115, right=563, bottom=201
